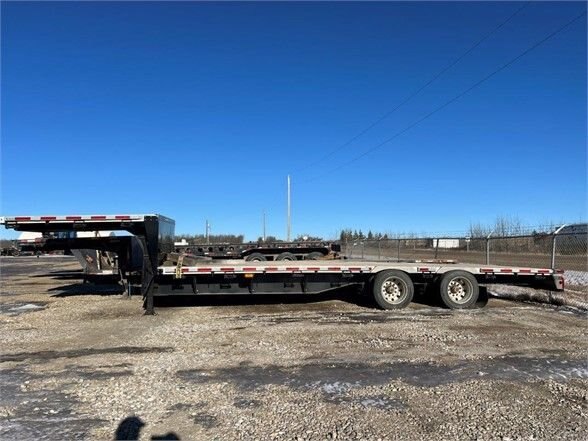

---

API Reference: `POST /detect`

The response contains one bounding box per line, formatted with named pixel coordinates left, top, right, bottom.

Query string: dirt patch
left=1, top=346, right=173, bottom=364
left=0, top=366, right=107, bottom=440
left=177, top=356, right=588, bottom=392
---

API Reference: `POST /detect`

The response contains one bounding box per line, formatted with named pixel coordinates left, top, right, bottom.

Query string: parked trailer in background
left=0, top=214, right=564, bottom=315
left=1, top=243, right=19, bottom=256
left=173, top=240, right=341, bottom=261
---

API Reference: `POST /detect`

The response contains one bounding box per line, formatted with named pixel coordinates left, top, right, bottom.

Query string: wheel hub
left=381, top=278, right=404, bottom=303
left=447, top=278, right=471, bottom=303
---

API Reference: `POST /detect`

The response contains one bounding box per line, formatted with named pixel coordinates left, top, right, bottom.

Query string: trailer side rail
left=160, top=263, right=561, bottom=277
left=1, top=214, right=148, bottom=225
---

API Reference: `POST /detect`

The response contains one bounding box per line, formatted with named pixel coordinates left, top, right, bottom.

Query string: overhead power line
left=297, top=2, right=530, bottom=173
left=303, top=8, right=586, bottom=182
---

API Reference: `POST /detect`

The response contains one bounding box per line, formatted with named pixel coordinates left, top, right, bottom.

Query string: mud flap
left=475, top=286, right=489, bottom=308
left=136, top=236, right=156, bottom=315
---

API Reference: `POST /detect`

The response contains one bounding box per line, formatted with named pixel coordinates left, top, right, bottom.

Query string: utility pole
left=205, top=220, right=211, bottom=245
left=287, top=175, right=291, bottom=241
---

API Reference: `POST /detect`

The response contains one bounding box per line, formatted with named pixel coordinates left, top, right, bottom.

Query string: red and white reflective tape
left=479, top=267, right=556, bottom=275
left=1, top=214, right=147, bottom=224
left=160, top=266, right=374, bottom=275
left=160, top=265, right=561, bottom=277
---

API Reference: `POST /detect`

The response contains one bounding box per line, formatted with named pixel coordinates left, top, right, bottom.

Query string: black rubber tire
left=439, top=270, right=479, bottom=309
left=304, top=252, right=324, bottom=260
left=276, top=252, right=297, bottom=261
left=372, top=270, right=414, bottom=310
left=245, top=252, right=267, bottom=262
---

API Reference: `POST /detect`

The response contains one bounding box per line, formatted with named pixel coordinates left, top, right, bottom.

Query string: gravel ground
left=1, top=256, right=587, bottom=440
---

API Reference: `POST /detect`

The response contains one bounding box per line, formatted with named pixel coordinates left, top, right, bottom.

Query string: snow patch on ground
left=0, top=302, right=46, bottom=316
left=488, top=284, right=588, bottom=312
left=564, top=270, right=588, bottom=287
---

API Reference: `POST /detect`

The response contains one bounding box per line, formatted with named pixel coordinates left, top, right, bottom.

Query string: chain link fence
left=342, top=224, right=587, bottom=286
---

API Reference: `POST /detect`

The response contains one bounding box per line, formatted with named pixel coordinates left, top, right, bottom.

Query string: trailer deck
left=159, top=260, right=562, bottom=277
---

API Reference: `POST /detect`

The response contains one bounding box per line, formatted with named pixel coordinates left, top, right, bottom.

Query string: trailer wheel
left=276, top=252, right=296, bottom=261
left=439, top=271, right=479, bottom=309
left=304, top=252, right=324, bottom=260
left=245, top=252, right=267, bottom=262
left=372, top=270, right=414, bottom=309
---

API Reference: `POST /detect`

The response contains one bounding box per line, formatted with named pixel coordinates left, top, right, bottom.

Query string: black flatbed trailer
left=1, top=214, right=565, bottom=315
left=174, top=241, right=341, bottom=261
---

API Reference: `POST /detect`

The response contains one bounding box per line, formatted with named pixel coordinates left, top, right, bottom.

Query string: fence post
left=396, top=239, right=400, bottom=261
left=434, top=238, right=439, bottom=259
left=551, top=224, right=567, bottom=269
left=486, top=231, right=494, bottom=265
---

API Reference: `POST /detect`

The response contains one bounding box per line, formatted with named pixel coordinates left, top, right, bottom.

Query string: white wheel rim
left=381, top=277, right=407, bottom=304
left=447, top=278, right=473, bottom=304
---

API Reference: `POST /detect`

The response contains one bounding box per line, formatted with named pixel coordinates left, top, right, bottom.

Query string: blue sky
left=1, top=1, right=586, bottom=240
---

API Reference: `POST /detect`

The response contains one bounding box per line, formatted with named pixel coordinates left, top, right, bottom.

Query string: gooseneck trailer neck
left=1, top=214, right=174, bottom=314
left=1, top=214, right=565, bottom=315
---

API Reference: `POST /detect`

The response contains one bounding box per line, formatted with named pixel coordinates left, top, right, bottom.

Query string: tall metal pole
left=287, top=175, right=291, bottom=241
left=206, top=220, right=210, bottom=245
left=262, top=210, right=266, bottom=242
